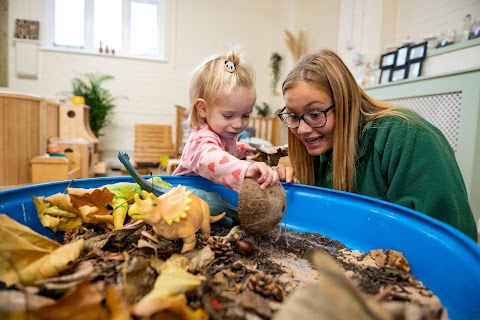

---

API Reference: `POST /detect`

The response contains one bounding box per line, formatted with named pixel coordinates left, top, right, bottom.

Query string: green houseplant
left=255, top=102, right=271, bottom=117
left=70, top=73, right=120, bottom=137
left=270, top=52, right=282, bottom=94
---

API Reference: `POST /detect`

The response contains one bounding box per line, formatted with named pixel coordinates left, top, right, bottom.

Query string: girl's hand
left=245, top=162, right=280, bottom=189
left=244, top=145, right=257, bottom=155
left=273, top=164, right=299, bottom=184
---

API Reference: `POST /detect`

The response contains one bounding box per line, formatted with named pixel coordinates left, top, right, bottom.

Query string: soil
left=3, top=216, right=447, bottom=319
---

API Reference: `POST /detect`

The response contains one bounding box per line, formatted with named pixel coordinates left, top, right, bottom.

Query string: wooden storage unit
left=31, top=151, right=81, bottom=184
left=58, top=104, right=100, bottom=177
left=0, top=92, right=59, bottom=186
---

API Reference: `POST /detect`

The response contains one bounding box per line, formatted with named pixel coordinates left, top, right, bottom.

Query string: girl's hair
left=283, top=49, right=408, bottom=191
left=187, top=50, right=256, bottom=128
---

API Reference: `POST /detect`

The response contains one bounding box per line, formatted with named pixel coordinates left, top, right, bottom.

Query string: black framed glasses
left=277, top=104, right=335, bottom=128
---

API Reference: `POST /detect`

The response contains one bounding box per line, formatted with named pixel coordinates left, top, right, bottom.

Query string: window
left=50, top=0, right=165, bottom=59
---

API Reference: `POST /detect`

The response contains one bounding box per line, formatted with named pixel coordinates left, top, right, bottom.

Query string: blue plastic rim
left=1, top=176, right=479, bottom=320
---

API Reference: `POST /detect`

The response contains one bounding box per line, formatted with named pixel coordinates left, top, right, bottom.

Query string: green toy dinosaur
left=118, top=151, right=236, bottom=226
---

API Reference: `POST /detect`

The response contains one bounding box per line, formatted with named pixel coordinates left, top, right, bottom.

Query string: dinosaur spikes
left=180, top=212, right=187, bottom=219
left=166, top=219, right=173, bottom=225
left=186, top=191, right=191, bottom=197
left=184, top=205, right=190, bottom=212
left=134, top=193, right=141, bottom=202
left=186, top=198, right=192, bottom=204
left=174, top=217, right=181, bottom=223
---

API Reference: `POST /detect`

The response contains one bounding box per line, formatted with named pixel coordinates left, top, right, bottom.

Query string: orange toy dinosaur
left=128, top=186, right=225, bottom=253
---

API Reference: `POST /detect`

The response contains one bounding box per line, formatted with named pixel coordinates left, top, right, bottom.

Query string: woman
left=276, top=49, right=477, bottom=241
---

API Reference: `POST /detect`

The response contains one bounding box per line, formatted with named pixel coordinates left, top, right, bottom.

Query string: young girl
left=173, top=50, right=279, bottom=192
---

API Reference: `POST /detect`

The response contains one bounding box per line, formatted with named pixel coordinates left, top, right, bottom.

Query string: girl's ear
left=195, top=98, right=207, bottom=118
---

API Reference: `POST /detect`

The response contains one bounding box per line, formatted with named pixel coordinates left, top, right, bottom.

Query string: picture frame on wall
left=379, top=51, right=397, bottom=69
left=409, top=42, right=427, bottom=61
left=391, top=67, right=408, bottom=82
left=407, top=60, right=424, bottom=79
left=395, top=46, right=410, bottom=67
left=379, top=68, right=392, bottom=85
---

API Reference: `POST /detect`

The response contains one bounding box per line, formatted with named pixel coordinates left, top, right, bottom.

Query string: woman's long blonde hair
left=186, top=50, right=255, bottom=128
left=283, top=49, right=404, bottom=191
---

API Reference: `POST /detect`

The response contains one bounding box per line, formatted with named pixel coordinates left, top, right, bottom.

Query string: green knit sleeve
left=375, top=114, right=477, bottom=241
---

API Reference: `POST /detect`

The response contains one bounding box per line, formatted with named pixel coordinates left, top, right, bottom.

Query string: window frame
left=44, top=0, right=166, bottom=60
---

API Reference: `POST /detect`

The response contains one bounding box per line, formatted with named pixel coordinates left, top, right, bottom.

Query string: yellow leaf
left=19, top=239, right=85, bottom=285
left=0, top=215, right=85, bottom=286
left=0, top=214, right=60, bottom=286
left=133, top=259, right=206, bottom=317
left=45, top=193, right=80, bottom=214
left=32, top=196, right=83, bottom=232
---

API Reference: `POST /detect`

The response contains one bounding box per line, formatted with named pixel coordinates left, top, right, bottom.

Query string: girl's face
left=283, top=81, right=335, bottom=156
left=197, top=86, right=256, bottom=140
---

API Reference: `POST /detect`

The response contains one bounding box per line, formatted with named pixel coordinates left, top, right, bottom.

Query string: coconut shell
left=238, top=178, right=287, bottom=235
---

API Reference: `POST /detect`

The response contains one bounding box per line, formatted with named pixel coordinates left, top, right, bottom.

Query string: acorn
left=238, top=177, right=287, bottom=235
left=234, top=240, right=254, bottom=255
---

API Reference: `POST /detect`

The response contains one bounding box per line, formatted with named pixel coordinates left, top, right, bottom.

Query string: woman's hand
left=273, top=164, right=299, bottom=184
left=245, top=162, right=280, bottom=189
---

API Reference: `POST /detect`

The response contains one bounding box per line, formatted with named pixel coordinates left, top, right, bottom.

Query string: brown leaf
left=68, top=187, right=115, bottom=222
left=386, top=250, right=411, bottom=272
left=370, top=249, right=387, bottom=267
left=30, top=281, right=109, bottom=320
left=69, top=187, right=114, bottom=211
left=106, top=285, right=132, bottom=320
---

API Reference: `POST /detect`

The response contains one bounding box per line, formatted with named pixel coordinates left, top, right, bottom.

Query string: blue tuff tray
left=1, top=176, right=479, bottom=319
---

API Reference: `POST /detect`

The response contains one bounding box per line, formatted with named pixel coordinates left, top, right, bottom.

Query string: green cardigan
left=315, top=111, right=477, bottom=241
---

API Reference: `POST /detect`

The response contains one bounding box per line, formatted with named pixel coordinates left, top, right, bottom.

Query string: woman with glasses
left=275, top=49, right=477, bottom=241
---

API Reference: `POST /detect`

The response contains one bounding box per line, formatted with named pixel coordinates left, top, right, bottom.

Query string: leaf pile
left=0, top=213, right=448, bottom=320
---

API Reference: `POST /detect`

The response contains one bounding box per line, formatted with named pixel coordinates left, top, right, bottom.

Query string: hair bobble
left=224, top=60, right=236, bottom=73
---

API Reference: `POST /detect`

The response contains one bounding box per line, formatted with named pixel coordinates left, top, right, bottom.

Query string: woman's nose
left=296, top=118, right=312, bottom=134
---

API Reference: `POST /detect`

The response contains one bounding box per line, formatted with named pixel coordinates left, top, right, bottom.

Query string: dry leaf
left=29, top=281, right=109, bottom=320
left=0, top=290, right=55, bottom=313
left=188, top=246, right=215, bottom=273
left=0, top=214, right=60, bottom=286
left=21, top=239, right=85, bottom=285
left=387, top=250, right=410, bottom=272
left=133, top=258, right=206, bottom=317
left=68, top=187, right=115, bottom=223
left=370, top=249, right=387, bottom=267
left=106, top=285, right=132, bottom=320
left=32, top=196, right=83, bottom=232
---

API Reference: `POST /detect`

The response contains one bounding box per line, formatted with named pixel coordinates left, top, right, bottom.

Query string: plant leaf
left=68, top=187, right=115, bottom=222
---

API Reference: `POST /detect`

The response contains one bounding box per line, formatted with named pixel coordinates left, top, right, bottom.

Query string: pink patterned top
left=172, top=125, right=254, bottom=192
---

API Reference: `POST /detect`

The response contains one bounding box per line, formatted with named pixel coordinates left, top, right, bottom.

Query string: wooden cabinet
left=0, top=92, right=59, bottom=186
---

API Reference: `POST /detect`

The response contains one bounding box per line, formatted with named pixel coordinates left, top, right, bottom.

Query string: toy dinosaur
left=106, top=177, right=173, bottom=228
left=128, top=187, right=225, bottom=253
left=118, top=151, right=237, bottom=226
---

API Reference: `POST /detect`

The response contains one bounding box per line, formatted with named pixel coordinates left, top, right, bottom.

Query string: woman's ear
left=195, top=99, right=207, bottom=118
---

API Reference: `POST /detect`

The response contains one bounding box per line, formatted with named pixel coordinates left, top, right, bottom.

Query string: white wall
left=2, top=0, right=479, bottom=165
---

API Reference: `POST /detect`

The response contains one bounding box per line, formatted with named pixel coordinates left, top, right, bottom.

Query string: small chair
left=134, top=124, right=175, bottom=168
left=250, top=115, right=281, bottom=146
left=166, top=105, right=190, bottom=175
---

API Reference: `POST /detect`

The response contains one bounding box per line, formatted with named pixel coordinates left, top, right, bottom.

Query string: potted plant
left=69, top=73, right=121, bottom=137
left=270, top=52, right=282, bottom=95
left=255, top=102, right=271, bottom=117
